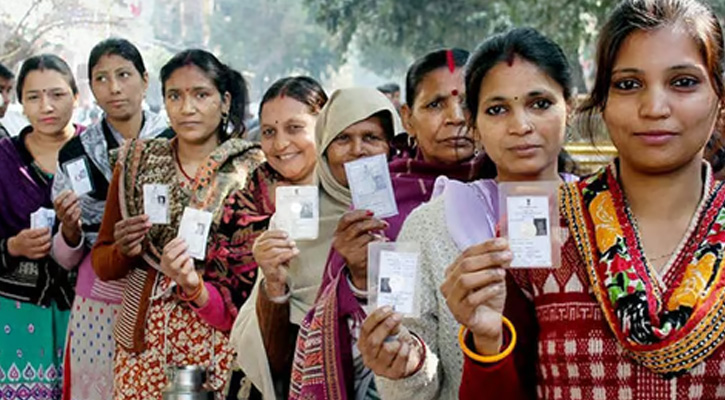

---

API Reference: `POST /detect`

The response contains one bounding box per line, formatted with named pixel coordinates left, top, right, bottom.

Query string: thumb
left=182, top=259, right=199, bottom=284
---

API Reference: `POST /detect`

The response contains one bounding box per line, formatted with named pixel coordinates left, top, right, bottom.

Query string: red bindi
left=451, top=89, right=459, bottom=96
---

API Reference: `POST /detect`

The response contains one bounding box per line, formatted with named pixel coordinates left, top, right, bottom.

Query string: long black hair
left=0, top=63, right=13, bottom=80
left=161, top=49, right=249, bottom=140
left=466, top=27, right=578, bottom=175
left=17, top=54, right=78, bottom=102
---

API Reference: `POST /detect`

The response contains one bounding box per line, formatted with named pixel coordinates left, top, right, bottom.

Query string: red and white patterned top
left=461, top=241, right=725, bottom=400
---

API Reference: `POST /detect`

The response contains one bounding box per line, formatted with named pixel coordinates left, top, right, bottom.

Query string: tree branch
left=26, top=17, right=127, bottom=47
left=11, top=0, right=43, bottom=38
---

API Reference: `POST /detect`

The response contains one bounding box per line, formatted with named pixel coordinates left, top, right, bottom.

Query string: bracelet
left=458, top=316, right=516, bottom=364
left=409, top=331, right=427, bottom=374
left=176, top=272, right=204, bottom=303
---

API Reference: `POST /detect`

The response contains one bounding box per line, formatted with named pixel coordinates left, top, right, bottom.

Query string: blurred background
left=6, top=0, right=723, bottom=169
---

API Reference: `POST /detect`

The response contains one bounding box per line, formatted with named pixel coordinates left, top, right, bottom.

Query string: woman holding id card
left=361, top=29, right=579, bottom=399
left=290, top=49, right=501, bottom=400
left=453, top=0, right=725, bottom=399
left=91, top=49, right=264, bottom=399
left=50, top=38, right=169, bottom=400
left=229, top=87, right=398, bottom=399
left=208, top=76, right=328, bottom=399
left=0, top=55, right=83, bottom=399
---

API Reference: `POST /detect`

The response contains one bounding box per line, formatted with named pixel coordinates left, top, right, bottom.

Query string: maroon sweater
left=460, top=238, right=725, bottom=400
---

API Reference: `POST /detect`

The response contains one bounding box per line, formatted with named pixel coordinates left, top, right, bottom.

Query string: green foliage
left=209, top=0, right=344, bottom=97
left=303, top=0, right=725, bottom=81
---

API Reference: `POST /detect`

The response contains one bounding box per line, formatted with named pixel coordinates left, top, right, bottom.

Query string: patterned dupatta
left=561, top=161, right=725, bottom=376
left=113, top=137, right=263, bottom=352
left=290, top=265, right=366, bottom=400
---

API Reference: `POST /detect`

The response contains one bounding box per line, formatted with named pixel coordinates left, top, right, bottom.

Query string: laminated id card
left=275, top=186, right=319, bottom=240
left=345, top=154, right=398, bottom=218
left=30, top=208, right=56, bottom=230
left=143, top=184, right=170, bottom=225
left=63, top=157, right=94, bottom=196
left=367, top=242, right=420, bottom=317
left=177, top=207, right=213, bottom=260
left=498, top=181, right=561, bottom=268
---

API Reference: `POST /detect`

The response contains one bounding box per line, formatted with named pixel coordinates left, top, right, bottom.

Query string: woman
left=207, top=76, right=327, bottom=399
left=451, top=0, right=725, bottom=398
left=357, top=28, right=579, bottom=399
left=51, top=38, right=168, bottom=400
left=288, top=48, right=499, bottom=400
left=91, top=49, right=264, bottom=399
left=388, top=48, right=488, bottom=239
left=229, top=87, right=401, bottom=399
left=0, top=54, right=83, bottom=399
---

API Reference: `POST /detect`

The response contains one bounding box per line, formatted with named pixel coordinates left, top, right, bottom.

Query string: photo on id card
left=498, top=181, right=560, bottom=268
left=367, top=242, right=420, bottom=318
left=344, top=154, right=398, bottom=218
left=143, top=184, right=170, bottom=225
left=275, top=185, right=319, bottom=240
left=63, top=156, right=94, bottom=196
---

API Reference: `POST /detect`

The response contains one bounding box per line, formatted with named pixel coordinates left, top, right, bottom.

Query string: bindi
left=451, top=89, right=459, bottom=97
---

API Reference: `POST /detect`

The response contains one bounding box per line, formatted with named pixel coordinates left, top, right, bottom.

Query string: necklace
left=174, top=146, right=193, bottom=182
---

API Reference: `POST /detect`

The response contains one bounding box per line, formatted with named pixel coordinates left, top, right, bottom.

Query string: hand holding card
left=31, top=208, right=56, bottom=230
left=332, top=210, right=389, bottom=290
left=53, top=190, right=82, bottom=245
left=252, top=229, right=298, bottom=297
left=345, top=154, right=398, bottom=218
left=161, top=237, right=203, bottom=297
left=440, top=237, right=509, bottom=353
left=8, top=226, right=52, bottom=260
left=113, top=215, right=151, bottom=258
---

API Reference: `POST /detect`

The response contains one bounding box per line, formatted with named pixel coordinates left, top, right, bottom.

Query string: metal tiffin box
left=162, top=365, right=214, bottom=400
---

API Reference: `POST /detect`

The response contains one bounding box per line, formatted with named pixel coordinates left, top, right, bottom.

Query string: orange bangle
left=458, top=316, right=516, bottom=364
left=176, top=272, right=204, bottom=303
